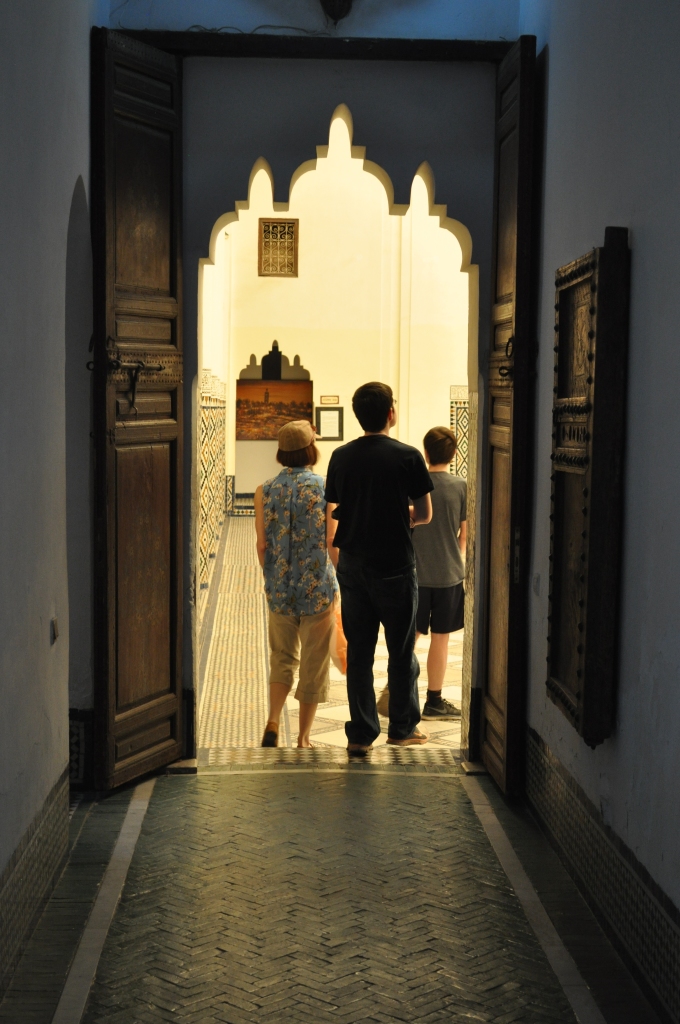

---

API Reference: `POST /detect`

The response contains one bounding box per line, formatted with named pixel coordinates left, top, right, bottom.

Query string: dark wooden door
left=481, top=36, right=537, bottom=794
left=91, top=29, right=183, bottom=789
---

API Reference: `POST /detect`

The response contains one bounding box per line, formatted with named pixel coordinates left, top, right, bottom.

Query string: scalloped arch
left=411, top=161, right=473, bottom=271
left=203, top=104, right=480, bottom=244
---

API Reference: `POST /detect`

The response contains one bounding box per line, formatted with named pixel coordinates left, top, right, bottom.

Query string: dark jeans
left=336, top=551, right=421, bottom=745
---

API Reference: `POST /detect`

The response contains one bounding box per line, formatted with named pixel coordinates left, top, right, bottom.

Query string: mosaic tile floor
left=199, top=518, right=463, bottom=757
left=197, top=519, right=269, bottom=750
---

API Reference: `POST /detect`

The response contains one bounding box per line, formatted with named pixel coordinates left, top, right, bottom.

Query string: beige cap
left=277, top=419, right=314, bottom=452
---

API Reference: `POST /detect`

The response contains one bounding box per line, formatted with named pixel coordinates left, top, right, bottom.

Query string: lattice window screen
left=199, top=370, right=226, bottom=609
left=259, top=219, right=298, bottom=276
left=450, top=385, right=469, bottom=478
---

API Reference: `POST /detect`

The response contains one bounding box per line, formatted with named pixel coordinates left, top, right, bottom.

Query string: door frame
left=90, top=29, right=185, bottom=789
left=112, top=30, right=532, bottom=779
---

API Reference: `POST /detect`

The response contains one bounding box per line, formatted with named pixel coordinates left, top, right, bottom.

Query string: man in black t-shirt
left=325, top=382, right=433, bottom=753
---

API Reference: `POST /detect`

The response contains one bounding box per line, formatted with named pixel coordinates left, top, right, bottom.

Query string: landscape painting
left=236, top=380, right=314, bottom=440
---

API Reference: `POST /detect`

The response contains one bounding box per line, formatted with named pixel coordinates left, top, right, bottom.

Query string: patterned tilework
left=527, top=729, right=680, bottom=1023
left=68, top=708, right=94, bottom=788
left=226, top=516, right=259, bottom=567
left=219, top=565, right=263, bottom=594
left=0, top=768, right=69, bottom=999
left=232, top=493, right=255, bottom=517
left=198, top=519, right=269, bottom=750
left=202, top=746, right=462, bottom=772
left=198, top=593, right=269, bottom=749
left=0, top=791, right=134, bottom=1024
left=198, top=369, right=226, bottom=617
left=450, top=385, right=469, bottom=479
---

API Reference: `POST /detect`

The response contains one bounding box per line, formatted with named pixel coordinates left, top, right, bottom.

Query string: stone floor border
left=50, top=779, right=156, bottom=1024
left=199, top=767, right=465, bottom=777
left=463, top=775, right=608, bottom=1024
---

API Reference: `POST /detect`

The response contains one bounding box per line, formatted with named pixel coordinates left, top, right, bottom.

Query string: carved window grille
left=199, top=370, right=226, bottom=621
left=259, top=219, right=298, bottom=277
left=450, top=386, right=469, bottom=478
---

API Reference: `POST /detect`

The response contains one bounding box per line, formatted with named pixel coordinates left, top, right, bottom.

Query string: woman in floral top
left=255, top=420, right=338, bottom=748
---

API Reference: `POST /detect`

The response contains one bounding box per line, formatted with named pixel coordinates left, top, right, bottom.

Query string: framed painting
left=315, top=407, right=343, bottom=441
left=236, top=380, right=313, bottom=440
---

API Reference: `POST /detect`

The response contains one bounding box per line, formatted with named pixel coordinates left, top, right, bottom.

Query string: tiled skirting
left=526, top=728, right=680, bottom=1023
left=231, top=492, right=255, bottom=517
left=69, top=708, right=94, bottom=788
left=0, top=767, right=69, bottom=998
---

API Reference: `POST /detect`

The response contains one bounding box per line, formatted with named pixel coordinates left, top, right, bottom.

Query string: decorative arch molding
left=203, top=105, right=475, bottom=268
left=199, top=103, right=479, bottom=394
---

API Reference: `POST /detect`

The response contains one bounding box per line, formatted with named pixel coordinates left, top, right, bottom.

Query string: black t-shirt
left=325, top=435, right=433, bottom=571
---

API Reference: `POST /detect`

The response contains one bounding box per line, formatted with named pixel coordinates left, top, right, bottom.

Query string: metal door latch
left=107, top=356, right=165, bottom=412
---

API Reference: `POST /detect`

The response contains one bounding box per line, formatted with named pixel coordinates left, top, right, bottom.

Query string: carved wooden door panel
left=91, top=29, right=183, bottom=789
left=481, top=36, right=537, bottom=794
left=547, top=228, right=630, bottom=745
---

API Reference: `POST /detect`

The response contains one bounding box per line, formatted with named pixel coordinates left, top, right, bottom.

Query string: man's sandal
left=347, top=743, right=373, bottom=757
left=386, top=728, right=429, bottom=746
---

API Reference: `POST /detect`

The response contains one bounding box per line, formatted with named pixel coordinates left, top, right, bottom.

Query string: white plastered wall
left=520, top=0, right=680, bottom=907
left=199, top=106, right=473, bottom=490
left=0, top=0, right=105, bottom=874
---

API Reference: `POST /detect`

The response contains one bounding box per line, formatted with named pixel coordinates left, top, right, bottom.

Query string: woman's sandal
left=261, top=721, right=279, bottom=747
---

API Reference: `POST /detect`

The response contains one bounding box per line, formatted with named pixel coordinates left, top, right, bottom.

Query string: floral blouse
left=262, top=467, right=338, bottom=616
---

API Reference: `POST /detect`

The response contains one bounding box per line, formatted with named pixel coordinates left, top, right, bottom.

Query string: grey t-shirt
left=412, top=472, right=467, bottom=587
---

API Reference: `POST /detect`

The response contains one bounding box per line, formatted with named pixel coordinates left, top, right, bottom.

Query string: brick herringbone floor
left=81, top=772, right=577, bottom=1024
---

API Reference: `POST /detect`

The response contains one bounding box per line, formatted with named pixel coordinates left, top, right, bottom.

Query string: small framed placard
left=319, top=395, right=340, bottom=405
left=315, top=407, right=343, bottom=441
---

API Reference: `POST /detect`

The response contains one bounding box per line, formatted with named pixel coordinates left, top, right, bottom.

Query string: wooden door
left=481, top=36, right=537, bottom=794
left=91, top=29, right=183, bottom=789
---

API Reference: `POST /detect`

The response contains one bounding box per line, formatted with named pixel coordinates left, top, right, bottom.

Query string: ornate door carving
left=91, top=30, right=183, bottom=788
left=547, top=228, right=630, bottom=745
left=481, top=36, right=537, bottom=794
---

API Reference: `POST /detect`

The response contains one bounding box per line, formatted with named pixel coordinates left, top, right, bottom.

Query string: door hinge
left=513, top=528, right=520, bottom=584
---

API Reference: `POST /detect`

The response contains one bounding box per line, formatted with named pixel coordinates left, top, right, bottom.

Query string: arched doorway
left=195, top=106, right=478, bottom=757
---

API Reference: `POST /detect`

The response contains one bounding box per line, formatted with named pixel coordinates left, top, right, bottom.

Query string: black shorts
left=416, top=584, right=464, bottom=635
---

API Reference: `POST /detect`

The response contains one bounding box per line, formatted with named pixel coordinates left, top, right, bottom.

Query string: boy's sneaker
left=422, top=697, right=461, bottom=720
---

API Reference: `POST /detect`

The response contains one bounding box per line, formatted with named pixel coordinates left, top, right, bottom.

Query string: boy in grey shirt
left=413, top=426, right=466, bottom=718
left=376, top=426, right=466, bottom=720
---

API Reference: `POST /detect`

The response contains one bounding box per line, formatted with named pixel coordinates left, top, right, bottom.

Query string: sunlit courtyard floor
left=198, top=518, right=462, bottom=760
left=287, top=628, right=463, bottom=752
